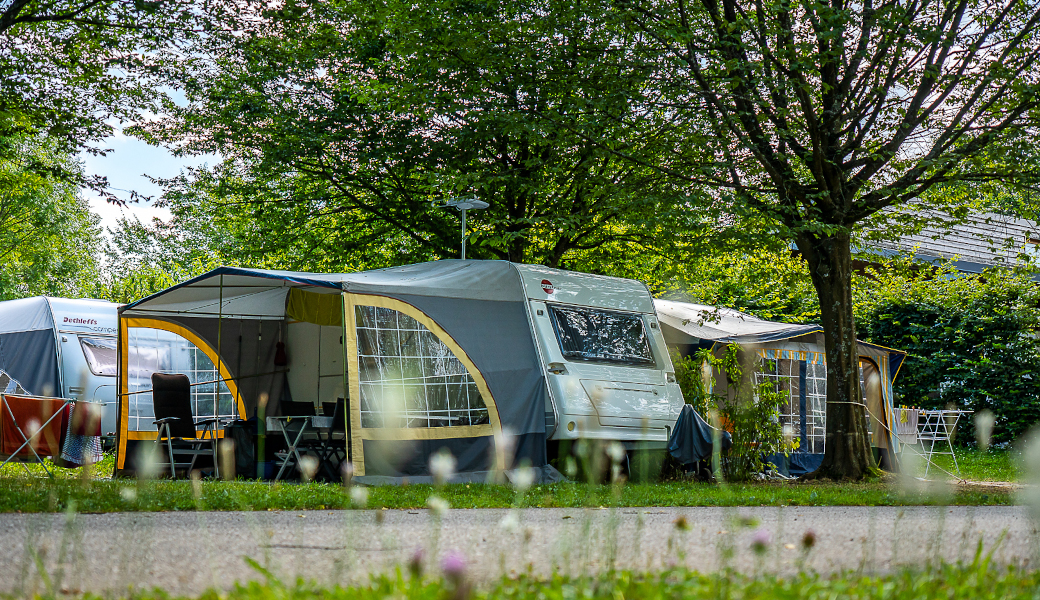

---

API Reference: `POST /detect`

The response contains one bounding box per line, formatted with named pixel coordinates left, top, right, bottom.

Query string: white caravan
left=514, top=265, right=685, bottom=447
left=0, top=297, right=121, bottom=438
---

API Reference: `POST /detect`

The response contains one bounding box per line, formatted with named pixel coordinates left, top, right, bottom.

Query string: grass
left=0, top=478, right=1015, bottom=513
left=42, top=562, right=1040, bottom=600
left=0, top=447, right=1018, bottom=513
left=920, top=447, right=1018, bottom=482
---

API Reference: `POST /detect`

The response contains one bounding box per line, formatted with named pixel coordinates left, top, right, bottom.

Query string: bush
left=857, top=263, right=1040, bottom=445
left=672, top=345, right=795, bottom=481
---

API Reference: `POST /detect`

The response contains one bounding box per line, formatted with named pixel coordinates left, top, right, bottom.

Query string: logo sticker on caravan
left=540, top=279, right=556, bottom=294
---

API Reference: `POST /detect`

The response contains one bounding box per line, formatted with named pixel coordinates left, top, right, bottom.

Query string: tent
left=654, top=299, right=907, bottom=475
left=116, top=260, right=683, bottom=481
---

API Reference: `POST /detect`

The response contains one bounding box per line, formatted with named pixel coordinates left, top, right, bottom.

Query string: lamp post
left=430, top=196, right=489, bottom=259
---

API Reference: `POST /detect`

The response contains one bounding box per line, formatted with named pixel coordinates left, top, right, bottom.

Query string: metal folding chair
left=0, top=394, right=72, bottom=476
left=151, top=373, right=222, bottom=478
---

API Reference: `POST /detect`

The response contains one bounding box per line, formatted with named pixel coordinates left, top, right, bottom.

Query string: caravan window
left=547, top=305, right=654, bottom=366
left=80, top=337, right=117, bottom=376
left=355, top=305, right=490, bottom=429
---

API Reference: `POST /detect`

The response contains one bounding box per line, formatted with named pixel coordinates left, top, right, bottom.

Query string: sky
left=79, top=118, right=217, bottom=236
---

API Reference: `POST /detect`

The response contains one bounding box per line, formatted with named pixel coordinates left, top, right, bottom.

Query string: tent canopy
left=116, top=261, right=552, bottom=481
left=654, top=299, right=822, bottom=345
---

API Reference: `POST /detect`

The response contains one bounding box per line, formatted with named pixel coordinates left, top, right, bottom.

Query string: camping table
left=266, top=416, right=336, bottom=481
left=918, top=409, right=972, bottom=476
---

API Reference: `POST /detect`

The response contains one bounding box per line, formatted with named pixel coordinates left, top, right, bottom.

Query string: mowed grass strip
left=62, top=562, right=1040, bottom=600
left=0, top=478, right=1014, bottom=513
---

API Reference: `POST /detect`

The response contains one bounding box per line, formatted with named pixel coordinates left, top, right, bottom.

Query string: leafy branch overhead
left=136, top=0, right=710, bottom=270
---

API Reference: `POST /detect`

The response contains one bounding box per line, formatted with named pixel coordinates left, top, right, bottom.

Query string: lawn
left=0, top=477, right=1015, bottom=513
left=44, top=562, right=1040, bottom=600
left=0, top=448, right=1018, bottom=513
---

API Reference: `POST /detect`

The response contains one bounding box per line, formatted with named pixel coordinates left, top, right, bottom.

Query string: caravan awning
left=654, top=299, right=821, bottom=345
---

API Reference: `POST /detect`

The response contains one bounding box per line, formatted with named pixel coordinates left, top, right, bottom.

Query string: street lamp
left=430, top=196, right=489, bottom=260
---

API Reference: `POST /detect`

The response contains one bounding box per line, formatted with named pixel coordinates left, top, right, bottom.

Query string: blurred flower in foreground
left=120, top=487, right=137, bottom=502
left=190, top=469, right=202, bottom=502
left=975, top=410, right=995, bottom=451
left=750, top=528, right=771, bottom=554
left=511, top=464, right=535, bottom=492
left=298, top=455, right=319, bottom=482
left=428, top=494, right=450, bottom=517
left=350, top=485, right=369, bottom=508
left=430, top=448, right=457, bottom=485
left=499, top=511, right=519, bottom=533
left=441, top=549, right=466, bottom=581
left=340, top=461, right=354, bottom=487
left=442, top=549, right=471, bottom=600
left=673, top=516, right=689, bottom=531
left=801, top=529, right=817, bottom=550
left=408, top=546, right=424, bottom=578
left=1016, top=426, right=1040, bottom=519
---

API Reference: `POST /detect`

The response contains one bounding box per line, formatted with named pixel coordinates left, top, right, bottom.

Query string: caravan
left=114, top=261, right=686, bottom=480
left=0, top=297, right=121, bottom=438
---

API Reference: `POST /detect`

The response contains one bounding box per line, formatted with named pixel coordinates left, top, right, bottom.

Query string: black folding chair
left=151, top=373, right=221, bottom=478
left=318, top=399, right=348, bottom=477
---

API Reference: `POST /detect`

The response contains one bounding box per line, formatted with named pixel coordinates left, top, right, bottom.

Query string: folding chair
left=151, top=373, right=221, bottom=478
left=318, top=398, right=348, bottom=478
left=1, top=394, right=71, bottom=476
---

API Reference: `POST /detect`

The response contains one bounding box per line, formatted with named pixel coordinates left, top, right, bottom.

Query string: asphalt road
left=0, top=506, right=1035, bottom=596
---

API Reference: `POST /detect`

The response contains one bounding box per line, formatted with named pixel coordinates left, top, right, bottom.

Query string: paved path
left=0, top=506, right=1036, bottom=596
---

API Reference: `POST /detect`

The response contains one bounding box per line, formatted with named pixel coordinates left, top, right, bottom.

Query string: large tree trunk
left=796, top=231, right=877, bottom=479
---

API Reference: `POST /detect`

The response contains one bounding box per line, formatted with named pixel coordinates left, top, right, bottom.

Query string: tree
left=0, top=0, right=236, bottom=195
left=0, top=134, right=102, bottom=298
left=612, top=0, right=1040, bottom=478
left=137, top=0, right=701, bottom=270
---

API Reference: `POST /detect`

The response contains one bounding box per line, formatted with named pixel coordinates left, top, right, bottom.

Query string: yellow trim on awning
left=343, top=292, right=505, bottom=476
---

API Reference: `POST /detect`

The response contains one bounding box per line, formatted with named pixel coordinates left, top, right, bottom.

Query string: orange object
left=1, top=394, right=68, bottom=457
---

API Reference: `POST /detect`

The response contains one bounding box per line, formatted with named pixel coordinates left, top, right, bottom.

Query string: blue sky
left=80, top=101, right=217, bottom=235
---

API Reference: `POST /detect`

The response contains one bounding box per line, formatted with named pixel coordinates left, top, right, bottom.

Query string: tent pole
left=341, top=292, right=351, bottom=467
left=216, top=273, right=223, bottom=424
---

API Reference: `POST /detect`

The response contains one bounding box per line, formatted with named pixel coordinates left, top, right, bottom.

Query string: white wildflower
left=429, top=448, right=457, bottom=485
left=511, top=464, right=535, bottom=492
left=427, top=494, right=450, bottom=517
left=350, top=485, right=369, bottom=508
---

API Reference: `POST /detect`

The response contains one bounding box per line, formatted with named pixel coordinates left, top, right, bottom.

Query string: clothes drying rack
left=917, top=409, right=972, bottom=476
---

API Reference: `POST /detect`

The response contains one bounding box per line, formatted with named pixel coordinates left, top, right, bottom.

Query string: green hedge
left=857, top=264, right=1040, bottom=445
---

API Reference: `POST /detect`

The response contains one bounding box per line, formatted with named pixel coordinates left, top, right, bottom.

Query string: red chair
left=0, top=394, right=71, bottom=476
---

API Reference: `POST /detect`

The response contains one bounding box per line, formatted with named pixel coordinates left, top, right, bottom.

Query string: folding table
left=266, top=415, right=343, bottom=481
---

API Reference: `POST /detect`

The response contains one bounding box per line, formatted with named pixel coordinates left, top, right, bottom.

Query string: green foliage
left=657, top=248, right=820, bottom=323
left=856, top=262, right=1040, bottom=445
left=80, top=561, right=1039, bottom=600
left=0, top=1, right=228, bottom=195
left=672, top=345, right=795, bottom=481
left=134, top=0, right=703, bottom=273
left=0, top=134, right=101, bottom=299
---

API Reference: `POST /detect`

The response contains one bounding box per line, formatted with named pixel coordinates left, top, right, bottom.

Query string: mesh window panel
left=757, top=357, right=827, bottom=453
left=355, top=305, right=490, bottom=429
left=125, top=328, right=236, bottom=432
